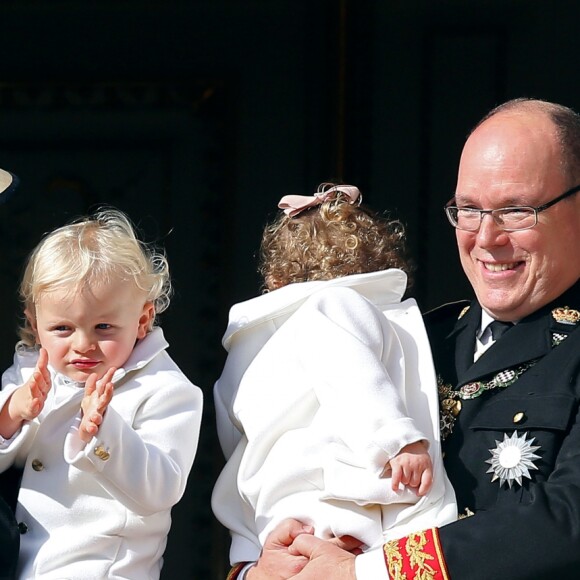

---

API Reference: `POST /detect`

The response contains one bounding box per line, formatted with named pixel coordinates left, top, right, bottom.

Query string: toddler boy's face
left=30, top=278, right=154, bottom=383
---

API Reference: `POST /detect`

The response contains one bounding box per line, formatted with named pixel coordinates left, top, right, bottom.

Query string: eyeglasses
left=444, top=184, right=580, bottom=232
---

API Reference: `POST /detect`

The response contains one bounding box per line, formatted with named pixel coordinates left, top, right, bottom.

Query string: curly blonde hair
left=19, top=208, right=171, bottom=347
left=260, top=185, right=413, bottom=291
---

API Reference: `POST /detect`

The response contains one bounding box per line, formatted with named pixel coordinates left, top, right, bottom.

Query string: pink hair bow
left=278, top=184, right=361, bottom=217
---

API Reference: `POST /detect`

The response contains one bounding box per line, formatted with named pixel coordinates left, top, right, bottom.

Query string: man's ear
left=137, top=302, right=155, bottom=339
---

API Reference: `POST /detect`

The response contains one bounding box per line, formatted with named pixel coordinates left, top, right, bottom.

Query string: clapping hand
left=79, top=367, right=115, bottom=443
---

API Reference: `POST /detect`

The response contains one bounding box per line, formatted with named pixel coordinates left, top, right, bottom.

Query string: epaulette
left=424, top=299, right=471, bottom=324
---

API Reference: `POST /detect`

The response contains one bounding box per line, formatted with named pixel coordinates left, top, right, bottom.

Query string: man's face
left=454, top=112, right=580, bottom=321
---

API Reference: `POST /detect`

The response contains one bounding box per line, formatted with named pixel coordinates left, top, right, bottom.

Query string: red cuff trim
left=226, top=562, right=248, bottom=580
left=383, top=528, right=450, bottom=579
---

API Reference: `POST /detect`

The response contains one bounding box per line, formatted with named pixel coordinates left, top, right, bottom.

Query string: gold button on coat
left=31, top=459, right=44, bottom=471
left=93, top=445, right=110, bottom=461
left=513, top=412, right=525, bottom=423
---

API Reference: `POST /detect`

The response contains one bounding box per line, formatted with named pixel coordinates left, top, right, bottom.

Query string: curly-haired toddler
left=212, top=184, right=456, bottom=575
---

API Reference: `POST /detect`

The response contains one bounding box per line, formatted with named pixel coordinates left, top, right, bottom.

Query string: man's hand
left=247, top=519, right=314, bottom=580
left=0, top=348, right=51, bottom=438
left=288, top=534, right=358, bottom=580
left=79, top=367, right=115, bottom=443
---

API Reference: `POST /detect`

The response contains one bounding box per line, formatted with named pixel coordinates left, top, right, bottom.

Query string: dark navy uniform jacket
left=425, top=281, right=580, bottom=579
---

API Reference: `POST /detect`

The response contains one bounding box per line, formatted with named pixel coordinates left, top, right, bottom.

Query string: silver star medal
left=486, top=431, right=541, bottom=488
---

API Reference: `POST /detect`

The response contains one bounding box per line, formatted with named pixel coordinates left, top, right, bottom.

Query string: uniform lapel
left=449, top=301, right=480, bottom=381
left=456, top=281, right=580, bottom=386
left=462, top=314, right=549, bottom=383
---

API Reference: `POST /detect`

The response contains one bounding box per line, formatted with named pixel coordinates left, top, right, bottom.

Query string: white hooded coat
left=212, top=270, right=456, bottom=565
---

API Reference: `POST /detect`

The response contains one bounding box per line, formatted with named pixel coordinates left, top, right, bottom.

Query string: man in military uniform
left=0, top=167, right=20, bottom=579
left=237, top=98, right=580, bottom=579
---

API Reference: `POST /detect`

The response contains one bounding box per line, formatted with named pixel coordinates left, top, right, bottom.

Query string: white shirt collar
left=477, top=310, right=496, bottom=340
left=474, top=311, right=518, bottom=362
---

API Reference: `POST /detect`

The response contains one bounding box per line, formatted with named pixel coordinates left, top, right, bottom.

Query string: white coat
left=212, top=269, right=457, bottom=565
left=0, top=327, right=203, bottom=579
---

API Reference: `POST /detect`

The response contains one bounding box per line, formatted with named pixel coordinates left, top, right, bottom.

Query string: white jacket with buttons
left=0, top=327, right=203, bottom=579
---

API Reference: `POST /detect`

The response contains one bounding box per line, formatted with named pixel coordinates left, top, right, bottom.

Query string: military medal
left=439, top=388, right=462, bottom=441
left=461, top=362, right=538, bottom=400
left=486, top=431, right=541, bottom=488
left=438, top=360, right=537, bottom=440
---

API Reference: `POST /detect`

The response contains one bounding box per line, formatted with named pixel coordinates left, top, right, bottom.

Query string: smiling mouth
left=482, top=261, right=521, bottom=272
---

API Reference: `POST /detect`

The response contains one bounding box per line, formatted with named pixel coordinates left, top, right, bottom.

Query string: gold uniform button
left=31, top=459, right=44, bottom=472
left=93, top=445, right=110, bottom=461
left=513, top=412, right=525, bottom=424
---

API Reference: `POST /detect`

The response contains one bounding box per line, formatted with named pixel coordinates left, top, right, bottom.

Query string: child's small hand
left=389, top=440, right=433, bottom=496
left=79, top=367, right=115, bottom=444
left=9, top=347, right=51, bottom=422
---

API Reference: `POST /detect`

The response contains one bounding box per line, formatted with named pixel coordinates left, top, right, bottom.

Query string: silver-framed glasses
left=444, top=184, right=580, bottom=232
